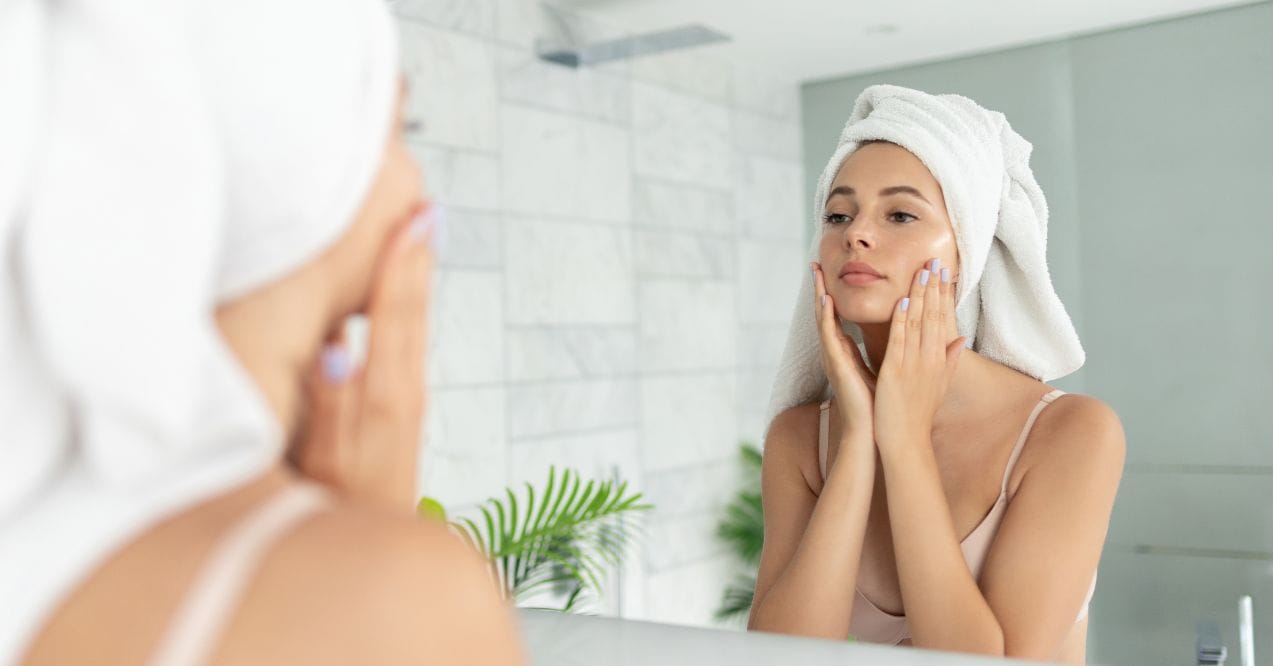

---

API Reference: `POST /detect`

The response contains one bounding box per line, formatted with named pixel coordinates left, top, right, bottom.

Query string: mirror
left=394, top=1, right=1273, bottom=663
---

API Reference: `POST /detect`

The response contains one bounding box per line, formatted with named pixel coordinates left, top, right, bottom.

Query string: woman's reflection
left=749, top=85, right=1124, bottom=663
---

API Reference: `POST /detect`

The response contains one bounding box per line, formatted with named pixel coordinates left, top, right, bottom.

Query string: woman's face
left=818, top=141, right=959, bottom=325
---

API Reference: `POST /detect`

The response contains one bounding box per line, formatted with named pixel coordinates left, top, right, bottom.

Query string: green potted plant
left=419, top=466, right=650, bottom=612
left=714, top=443, right=764, bottom=623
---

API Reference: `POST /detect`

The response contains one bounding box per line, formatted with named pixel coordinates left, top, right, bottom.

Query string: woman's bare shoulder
left=764, top=402, right=825, bottom=490
left=1016, top=391, right=1126, bottom=489
left=216, top=498, right=525, bottom=665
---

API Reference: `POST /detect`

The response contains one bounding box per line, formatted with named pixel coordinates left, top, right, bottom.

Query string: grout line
left=1124, top=464, right=1273, bottom=476
left=508, top=423, right=641, bottom=445
left=1107, top=543, right=1273, bottom=562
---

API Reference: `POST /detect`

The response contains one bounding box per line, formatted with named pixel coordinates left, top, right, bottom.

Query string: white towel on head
left=767, top=84, right=1083, bottom=424
left=0, top=0, right=398, bottom=660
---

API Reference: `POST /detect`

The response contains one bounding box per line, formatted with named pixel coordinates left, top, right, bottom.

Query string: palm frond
left=714, top=573, right=757, bottom=623
left=449, top=466, right=651, bottom=611
left=715, top=442, right=766, bottom=622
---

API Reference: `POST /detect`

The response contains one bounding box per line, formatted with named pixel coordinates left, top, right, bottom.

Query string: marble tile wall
left=394, top=0, right=805, bottom=626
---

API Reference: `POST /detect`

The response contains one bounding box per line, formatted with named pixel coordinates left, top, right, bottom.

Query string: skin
left=747, top=142, right=1125, bottom=662
left=22, top=90, right=527, bottom=665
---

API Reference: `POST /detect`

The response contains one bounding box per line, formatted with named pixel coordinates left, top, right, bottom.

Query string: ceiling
left=557, top=0, right=1264, bottom=84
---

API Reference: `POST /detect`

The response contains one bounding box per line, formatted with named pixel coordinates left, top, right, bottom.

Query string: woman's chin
left=832, top=301, right=897, bottom=326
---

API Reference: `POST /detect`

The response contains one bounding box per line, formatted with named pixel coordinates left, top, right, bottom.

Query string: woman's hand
left=812, top=262, right=878, bottom=440
left=292, top=204, right=438, bottom=511
left=873, top=258, right=966, bottom=448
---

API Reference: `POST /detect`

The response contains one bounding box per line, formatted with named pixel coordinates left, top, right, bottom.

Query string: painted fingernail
left=322, top=344, right=352, bottom=383
left=941, top=267, right=951, bottom=284
left=931, top=258, right=941, bottom=273
left=901, top=297, right=910, bottom=312
left=821, top=294, right=827, bottom=306
left=410, top=206, right=436, bottom=241
left=920, top=270, right=930, bottom=286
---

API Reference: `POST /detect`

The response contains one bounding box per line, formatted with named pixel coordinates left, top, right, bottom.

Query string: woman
left=1, top=1, right=523, bottom=664
left=747, top=86, right=1125, bottom=663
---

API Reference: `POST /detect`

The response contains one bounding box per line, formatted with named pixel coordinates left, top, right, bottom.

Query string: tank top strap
left=148, top=482, right=331, bottom=666
left=818, top=399, right=831, bottom=480
left=999, top=389, right=1067, bottom=495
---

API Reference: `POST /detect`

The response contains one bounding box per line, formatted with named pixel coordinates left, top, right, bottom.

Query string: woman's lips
left=840, top=273, right=884, bottom=286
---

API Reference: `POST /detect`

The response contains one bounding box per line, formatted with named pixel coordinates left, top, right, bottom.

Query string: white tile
left=506, top=428, right=642, bottom=493
left=494, top=0, right=624, bottom=52
left=644, top=511, right=729, bottom=573
left=392, top=0, right=496, bottom=38
left=505, top=219, right=634, bottom=325
left=429, top=270, right=503, bottom=386
left=733, top=110, right=802, bottom=162
left=731, top=63, right=799, bottom=120
left=419, top=387, right=507, bottom=507
left=493, top=0, right=540, bottom=48
left=738, top=412, right=770, bottom=452
left=737, top=366, right=779, bottom=435
left=635, top=230, right=734, bottom=279
left=736, top=239, right=803, bottom=324
left=632, top=83, right=732, bottom=189
left=642, top=553, right=736, bottom=627
left=509, top=378, right=638, bottom=439
left=398, top=23, right=499, bottom=151
left=632, top=179, right=733, bottom=235
left=409, top=143, right=500, bottom=211
left=499, top=47, right=629, bottom=124
left=433, top=208, right=501, bottom=269
left=638, top=279, right=736, bottom=372
left=501, top=104, right=631, bottom=223
left=735, top=156, right=805, bottom=240
left=629, top=45, right=732, bottom=105
left=641, top=373, right=738, bottom=472
left=643, top=463, right=745, bottom=516
left=506, top=326, right=637, bottom=381
left=737, top=323, right=787, bottom=369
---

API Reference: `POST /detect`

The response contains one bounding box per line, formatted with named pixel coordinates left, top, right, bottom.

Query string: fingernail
left=931, top=258, right=941, bottom=273
left=411, top=204, right=440, bottom=242
left=901, top=297, right=910, bottom=312
left=941, top=267, right=951, bottom=284
left=322, top=344, right=352, bottom=383
left=920, top=270, right=930, bottom=286
left=820, top=294, right=827, bottom=306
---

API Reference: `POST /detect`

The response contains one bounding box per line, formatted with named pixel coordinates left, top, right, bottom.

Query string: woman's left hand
left=873, top=258, right=967, bottom=448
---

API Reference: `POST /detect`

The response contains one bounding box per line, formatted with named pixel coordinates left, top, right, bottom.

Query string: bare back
left=22, top=467, right=525, bottom=665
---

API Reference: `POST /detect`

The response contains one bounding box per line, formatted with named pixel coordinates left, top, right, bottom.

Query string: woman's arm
left=977, top=396, right=1125, bottom=659
left=880, top=396, right=1124, bottom=657
left=747, top=408, right=876, bottom=639
left=878, top=433, right=1007, bottom=653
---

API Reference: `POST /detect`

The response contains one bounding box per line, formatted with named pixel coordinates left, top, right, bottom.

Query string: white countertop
left=518, top=609, right=1039, bottom=665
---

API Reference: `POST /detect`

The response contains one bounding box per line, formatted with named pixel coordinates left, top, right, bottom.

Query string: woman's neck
left=856, top=321, right=1003, bottom=433
left=214, top=270, right=335, bottom=435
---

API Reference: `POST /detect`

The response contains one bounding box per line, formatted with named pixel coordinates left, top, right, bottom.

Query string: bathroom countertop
left=518, top=609, right=1037, bottom=665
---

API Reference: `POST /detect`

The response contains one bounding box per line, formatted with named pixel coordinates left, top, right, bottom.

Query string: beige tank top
left=818, top=389, right=1097, bottom=645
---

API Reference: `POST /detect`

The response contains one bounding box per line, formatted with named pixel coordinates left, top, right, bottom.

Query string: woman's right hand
left=812, top=262, right=877, bottom=440
left=291, top=204, right=437, bottom=512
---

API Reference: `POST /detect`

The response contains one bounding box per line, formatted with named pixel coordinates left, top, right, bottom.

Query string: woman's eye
left=823, top=213, right=852, bottom=225
left=890, top=212, right=917, bottom=223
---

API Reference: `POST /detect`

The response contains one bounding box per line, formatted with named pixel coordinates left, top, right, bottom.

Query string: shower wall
left=395, top=0, right=807, bottom=624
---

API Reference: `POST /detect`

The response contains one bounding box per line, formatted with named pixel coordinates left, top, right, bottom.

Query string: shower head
left=536, top=17, right=730, bottom=68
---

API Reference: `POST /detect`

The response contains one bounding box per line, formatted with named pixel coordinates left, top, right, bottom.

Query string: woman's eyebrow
left=825, top=185, right=931, bottom=205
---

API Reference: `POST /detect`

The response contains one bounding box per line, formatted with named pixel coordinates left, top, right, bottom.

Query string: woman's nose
left=842, top=218, right=873, bottom=249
